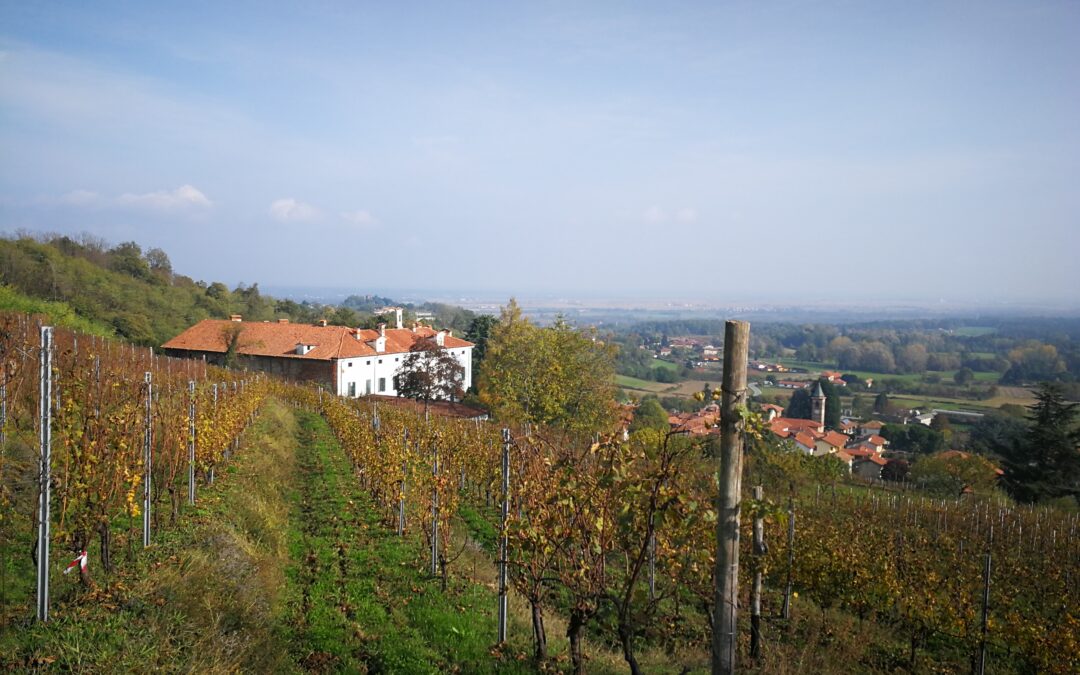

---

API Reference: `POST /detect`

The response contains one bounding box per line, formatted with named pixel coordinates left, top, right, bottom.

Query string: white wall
left=336, top=346, right=472, bottom=399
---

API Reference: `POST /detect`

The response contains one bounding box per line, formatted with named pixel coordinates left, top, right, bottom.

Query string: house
left=859, top=420, right=885, bottom=436
left=821, top=371, right=846, bottom=385
left=852, top=454, right=887, bottom=480
left=759, top=403, right=785, bottom=422
left=769, top=416, right=825, bottom=439
left=162, top=315, right=474, bottom=399
left=669, top=404, right=721, bottom=436
left=814, top=430, right=851, bottom=456
left=777, top=380, right=810, bottom=389
left=910, top=410, right=936, bottom=426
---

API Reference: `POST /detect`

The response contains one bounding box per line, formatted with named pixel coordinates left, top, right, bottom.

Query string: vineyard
left=2, top=312, right=1078, bottom=673
left=0, top=312, right=267, bottom=624
left=308, top=391, right=1080, bottom=674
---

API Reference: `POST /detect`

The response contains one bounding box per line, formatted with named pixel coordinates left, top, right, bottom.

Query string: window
left=365, top=380, right=372, bottom=395
left=378, top=359, right=383, bottom=364
left=395, top=357, right=399, bottom=362
left=348, top=382, right=356, bottom=397
left=366, top=360, right=371, bottom=365
left=348, top=362, right=353, bottom=368
left=379, top=377, right=386, bottom=392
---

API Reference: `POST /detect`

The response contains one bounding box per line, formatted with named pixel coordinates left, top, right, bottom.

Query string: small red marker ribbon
left=63, top=550, right=88, bottom=574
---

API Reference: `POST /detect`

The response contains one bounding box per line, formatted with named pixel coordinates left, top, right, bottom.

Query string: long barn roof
left=162, top=319, right=473, bottom=361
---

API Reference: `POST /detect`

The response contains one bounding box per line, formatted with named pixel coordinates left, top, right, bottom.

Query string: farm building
left=162, top=314, right=473, bottom=399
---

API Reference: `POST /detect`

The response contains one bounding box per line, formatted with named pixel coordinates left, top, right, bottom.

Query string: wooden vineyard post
left=750, top=485, right=765, bottom=660
left=712, top=319, right=749, bottom=675
left=497, top=428, right=511, bottom=644
left=143, top=371, right=153, bottom=547
left=36, top=326, right=54, bottom=622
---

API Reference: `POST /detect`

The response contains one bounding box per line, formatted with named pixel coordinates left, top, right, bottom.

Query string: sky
left=1, top=1, right=1078, bottom=305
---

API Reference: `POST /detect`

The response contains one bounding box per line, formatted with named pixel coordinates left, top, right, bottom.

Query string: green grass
left=616, top=374, right=674, bottom=392
left=0, top=400, right=298, bottom=672
left=652, top=359, right=681, bottom=372
left=284, top=410, right=536, bottom=674
left=953, top=326, right=997, bottom=337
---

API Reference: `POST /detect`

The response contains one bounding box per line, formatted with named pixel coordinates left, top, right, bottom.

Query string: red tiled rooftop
left=162, top=319, right=472, bottom=361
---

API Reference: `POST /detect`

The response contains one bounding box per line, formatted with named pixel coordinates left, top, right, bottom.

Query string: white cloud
left=116, top=184, right=212, bottom=210
left=341, top=209, right=378, bottom=228
left=675, top=207, right=698, bottom=223
left=269, top=198, right=320, bottom=222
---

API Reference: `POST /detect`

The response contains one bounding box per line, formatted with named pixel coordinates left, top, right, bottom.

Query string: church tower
left=810, top=381, right=827, bottom=428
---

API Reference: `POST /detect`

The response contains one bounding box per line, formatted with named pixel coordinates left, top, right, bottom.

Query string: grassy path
left=284, top=410, right=533, bottom=673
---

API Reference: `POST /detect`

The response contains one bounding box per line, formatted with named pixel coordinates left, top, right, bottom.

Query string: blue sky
left=1, top=1, right=1078, bottom=304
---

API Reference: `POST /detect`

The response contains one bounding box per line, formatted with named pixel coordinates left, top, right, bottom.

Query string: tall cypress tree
left=1001, top=382, right=1080, bottom=503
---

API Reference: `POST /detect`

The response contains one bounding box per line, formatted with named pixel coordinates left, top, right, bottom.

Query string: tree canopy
left=396, top=339, right=466, bottom=406
left=478, top=299, right=617, bottom=436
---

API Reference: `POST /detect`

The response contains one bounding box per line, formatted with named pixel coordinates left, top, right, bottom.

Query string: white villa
left=162, top=310, right=473, bottom=398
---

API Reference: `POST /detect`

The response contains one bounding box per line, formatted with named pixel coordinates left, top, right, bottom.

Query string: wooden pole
left=712, top=319, right=750, bottom=675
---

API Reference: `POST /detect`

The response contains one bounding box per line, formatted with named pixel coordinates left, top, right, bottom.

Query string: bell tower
left=810, top=381, right=827, bottom=428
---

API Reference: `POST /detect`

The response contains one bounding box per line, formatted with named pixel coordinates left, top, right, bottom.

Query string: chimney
left=411, top=321, right=419, bottom=333
left=395, top=308, right=403, bottom=330
left=436, top=330, right=446, bottom=347
left=378, top=323, right=386, bottom=337
left=230, top=314, right=242, bottom=322
left=317, top=319, right=327, bottom=327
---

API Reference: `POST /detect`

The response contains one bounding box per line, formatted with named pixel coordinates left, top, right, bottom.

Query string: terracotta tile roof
left=821, top=431, right=850, bottom=449
left=867, top=435, right=887, bottom=446
left=844, top=448, right=877, bottom=459
left=793, top=431, right=817, bottom=448
left=834, top=450, right=854, bottom=463
left=162, top=319, right=473, bottom=361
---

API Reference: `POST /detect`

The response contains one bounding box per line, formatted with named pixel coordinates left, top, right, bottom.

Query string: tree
left=396, top=339, right=466, bottom=412
left=478, top=300, right=617, bottom=436
left=882, top=459, right=910, bottom=482
left=873, top=392, right=890, bottom=414
left=999, top=382, right=1080, bottom=503
left=929, top=413, right=953, bottom=446
left=785, top=389, right=812, bottom=420
left=881, top=423, right=946, bottom=455
left=968, top=412, right=1029, bottom=456
left=465, top=314, right=498, bottom=386
left=911, top=452, right=1000, bottom=498
left=629, top=397, right=668, bottom=432
left=953, top=367, right=975, bottom=386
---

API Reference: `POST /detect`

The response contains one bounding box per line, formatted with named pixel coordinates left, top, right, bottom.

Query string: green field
left=953, top=326, right=998, bottom=337
left=774, top=359, right=1000, bottom=386
left=615, top=374, right=675, bottom=393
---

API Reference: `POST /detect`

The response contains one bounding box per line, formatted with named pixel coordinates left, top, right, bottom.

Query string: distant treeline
left=616, top=317, right=1080, bottom=395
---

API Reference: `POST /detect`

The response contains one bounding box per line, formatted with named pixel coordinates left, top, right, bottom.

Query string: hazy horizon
left=2, top=2, right=1078, bottom=304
